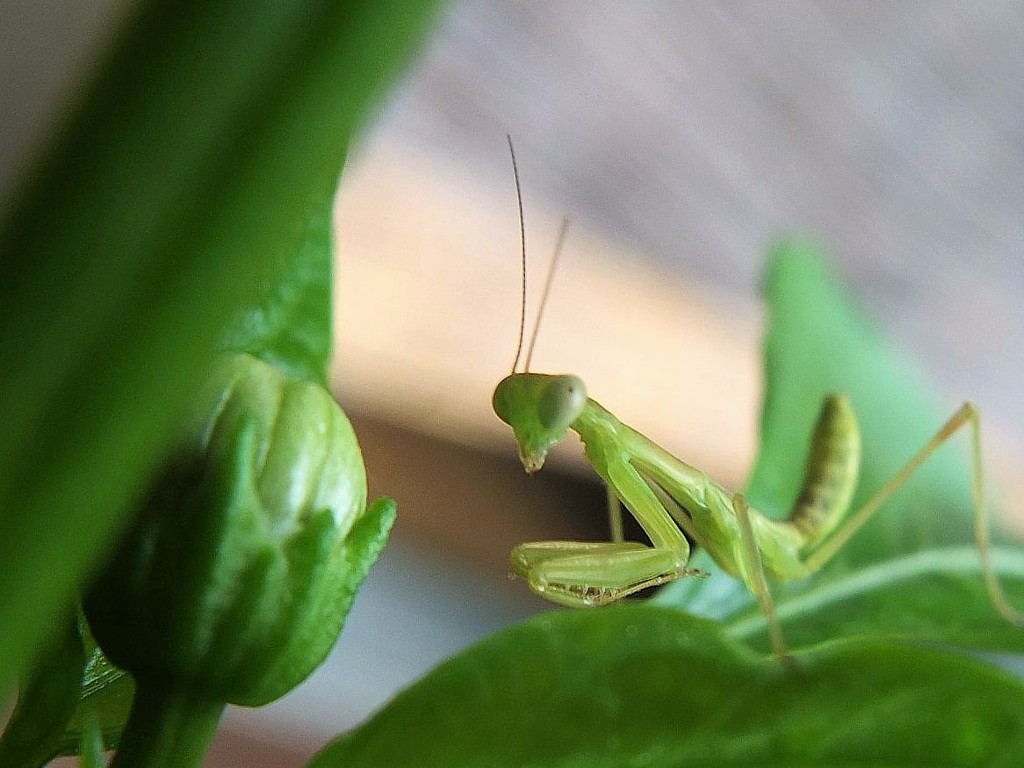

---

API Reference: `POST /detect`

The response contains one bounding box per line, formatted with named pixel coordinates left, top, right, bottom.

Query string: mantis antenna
left=507, top=135, right=528, bottom=375
left=523, top=216, right=570, bottom=372
left=506, top=135, right=572, bottom=374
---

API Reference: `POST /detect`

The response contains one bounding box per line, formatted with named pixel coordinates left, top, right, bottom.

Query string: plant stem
left=110, top=682, right=225, bottom=768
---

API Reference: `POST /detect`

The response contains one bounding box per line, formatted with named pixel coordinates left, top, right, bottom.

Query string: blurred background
left=5, top=1, right=1024, bottom=763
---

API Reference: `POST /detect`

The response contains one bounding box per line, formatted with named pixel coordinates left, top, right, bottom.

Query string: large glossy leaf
left=0, top=0, right=443, bottom=687
left=658, top=544, right=1024, bottom=655
left=655, top=241, right=1024, bottom=654
left=309, top=606, right=1024, bottom=767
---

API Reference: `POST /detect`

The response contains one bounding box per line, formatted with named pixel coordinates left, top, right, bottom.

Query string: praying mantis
left=492, top=138, right=1022, bottom=661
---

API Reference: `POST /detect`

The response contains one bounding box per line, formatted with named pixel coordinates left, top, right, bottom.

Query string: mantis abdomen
left=787, top=394, right=861, bottom=548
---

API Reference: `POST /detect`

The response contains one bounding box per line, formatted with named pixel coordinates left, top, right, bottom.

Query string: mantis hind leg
left=733, top=494, right=791, bottom=663
left=804, top=402, right=1023, bottom=625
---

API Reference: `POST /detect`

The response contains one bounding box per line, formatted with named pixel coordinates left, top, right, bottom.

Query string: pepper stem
left=110, top=682, right=225, bottom=768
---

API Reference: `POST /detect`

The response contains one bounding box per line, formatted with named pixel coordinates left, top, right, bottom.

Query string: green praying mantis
left=492, top=138, right=1022, bottom=661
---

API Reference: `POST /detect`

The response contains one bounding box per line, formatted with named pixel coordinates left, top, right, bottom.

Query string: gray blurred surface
left=5, top=2, right=1023, bottom=427
left=373, top=0, right=1024, bottom=432
left=0, top=0, right=133, bottom=209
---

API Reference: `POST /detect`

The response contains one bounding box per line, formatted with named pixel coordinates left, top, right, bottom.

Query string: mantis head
left=492, top=373, right=587, bottom=473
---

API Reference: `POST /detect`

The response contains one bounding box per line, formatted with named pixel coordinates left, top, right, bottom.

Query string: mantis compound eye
left=538, top=375, right=587, bottom=430
left=491, top=375, right=517, bottom=426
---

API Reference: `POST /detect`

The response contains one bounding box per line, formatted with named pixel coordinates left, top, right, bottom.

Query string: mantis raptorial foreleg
left=511, top=541, right=700, bottom=608
left=510, top=451, right=703, bottom=607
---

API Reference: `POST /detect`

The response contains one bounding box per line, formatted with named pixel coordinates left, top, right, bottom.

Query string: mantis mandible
left=492, top=137, right=1022, bottom=661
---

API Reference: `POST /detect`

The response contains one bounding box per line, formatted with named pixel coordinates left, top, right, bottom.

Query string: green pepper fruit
left=85, top=352, right=395, bottom=765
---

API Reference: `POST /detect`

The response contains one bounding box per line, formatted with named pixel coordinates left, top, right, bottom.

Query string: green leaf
left=308, top=606, right=1024, bottom=767
left=660, top=544, right=1024, bottom=655
left=217, top=197, right=333, bottom=385
left=0, top=0, right=443, bottom=687
left=655, top=241, right=1024, bottom=653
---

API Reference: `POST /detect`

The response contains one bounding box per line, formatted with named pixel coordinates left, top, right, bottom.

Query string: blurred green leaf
left=0, top=0, right=443, bottom=687
left=217, top=197, right=334, bottom=385
left=2, top=186, right=347, bottom=766
left=309, top=606, right=1024, bottom=767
